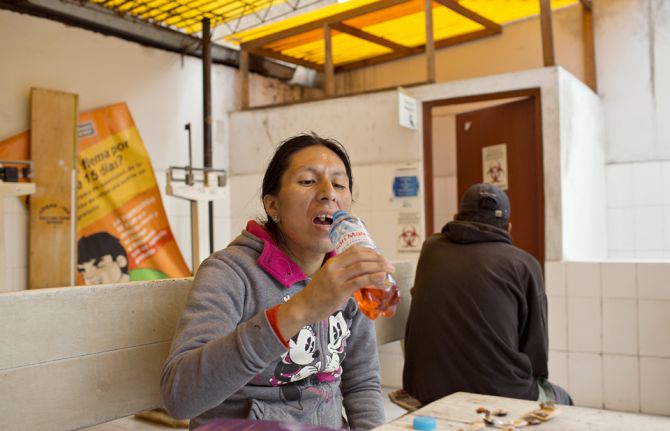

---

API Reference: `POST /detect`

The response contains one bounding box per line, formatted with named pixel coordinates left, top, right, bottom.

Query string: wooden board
left=29, top=88, right=78, bottom=289
left=374, top=392, right=670, bottom=431
left=0, top=278, right=191, bottom=431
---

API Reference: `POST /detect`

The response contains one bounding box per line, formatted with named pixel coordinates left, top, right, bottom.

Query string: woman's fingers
left=292, top=245, right=395, bottom=323
left=327, top=245, right=395, bottom=274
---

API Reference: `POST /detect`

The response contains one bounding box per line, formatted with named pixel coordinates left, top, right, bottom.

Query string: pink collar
left=246, top=220, right=336, bottom=288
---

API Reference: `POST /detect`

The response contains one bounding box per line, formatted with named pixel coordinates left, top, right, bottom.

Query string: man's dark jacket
left=403, top=220, right=547, bottom=405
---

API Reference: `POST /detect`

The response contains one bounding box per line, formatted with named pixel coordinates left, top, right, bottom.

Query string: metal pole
left=202, top=17, right=214, bottom=255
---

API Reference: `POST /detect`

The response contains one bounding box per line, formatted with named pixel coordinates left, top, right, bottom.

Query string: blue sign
left=392, top=176, right=419, bottom=197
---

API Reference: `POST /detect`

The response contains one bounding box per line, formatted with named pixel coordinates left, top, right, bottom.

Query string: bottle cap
left=412, top=415, right=436, bottom=430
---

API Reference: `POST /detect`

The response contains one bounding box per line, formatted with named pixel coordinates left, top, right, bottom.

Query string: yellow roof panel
left=227, top=0, right=579, bottom=68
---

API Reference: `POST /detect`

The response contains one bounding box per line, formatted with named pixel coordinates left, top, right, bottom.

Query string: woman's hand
left=276, top=245, right=395, bottom=340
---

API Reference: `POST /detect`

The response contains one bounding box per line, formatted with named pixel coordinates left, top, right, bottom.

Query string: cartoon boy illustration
left=77, top=231, right=167, bottom=285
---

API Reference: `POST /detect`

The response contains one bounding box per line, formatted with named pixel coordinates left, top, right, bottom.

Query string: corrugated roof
left=228, top=0, right=578, bottom=70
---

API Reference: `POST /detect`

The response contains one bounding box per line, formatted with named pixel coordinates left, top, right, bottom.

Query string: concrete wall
left=595, top=0, right=670, bottom=259
left=0, top=9, right=302, bottom=291
left=228, top=91, right=423, bottom=264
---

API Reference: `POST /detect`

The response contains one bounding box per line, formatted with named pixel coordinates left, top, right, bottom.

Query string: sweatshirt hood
left=229, top=220, right=335, bottom=288
left=442, top=220, right=512, bottom=245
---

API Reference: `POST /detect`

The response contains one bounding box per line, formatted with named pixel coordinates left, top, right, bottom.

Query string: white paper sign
left=482, top=143, right=508, bottom=190
left=398, top=89, right=418, bottom=130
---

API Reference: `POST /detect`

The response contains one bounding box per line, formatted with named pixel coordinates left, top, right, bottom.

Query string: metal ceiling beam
left=241, top=0, right=409, bottom=50
left=0, top=0, right=296, bottom=81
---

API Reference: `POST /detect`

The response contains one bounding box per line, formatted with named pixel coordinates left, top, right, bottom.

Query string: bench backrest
left=0, top=278, right=192, bottom=431
left=0, top=260, right=415, bottom=431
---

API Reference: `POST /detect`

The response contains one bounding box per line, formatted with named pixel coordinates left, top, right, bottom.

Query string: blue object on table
left=194, top=418, right=343, bottom=431
left=412, top=415, right=437, bottom=430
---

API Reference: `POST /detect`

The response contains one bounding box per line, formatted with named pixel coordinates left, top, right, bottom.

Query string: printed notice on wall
left=482, top=143, right=508, bottom=190
left=398, top=88, right=418, bottom=130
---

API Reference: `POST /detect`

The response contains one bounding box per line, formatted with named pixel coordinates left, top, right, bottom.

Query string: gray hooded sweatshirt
left=161, top=221, right=385, bottom=430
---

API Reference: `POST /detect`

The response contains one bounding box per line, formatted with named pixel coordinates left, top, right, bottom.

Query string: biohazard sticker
left=397, top=211, right=422, bottom=253
left=482, top=143, right=508, bottom=190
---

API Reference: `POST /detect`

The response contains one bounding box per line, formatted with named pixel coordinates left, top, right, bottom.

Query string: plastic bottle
left=329, top=210, right=400, bottom=319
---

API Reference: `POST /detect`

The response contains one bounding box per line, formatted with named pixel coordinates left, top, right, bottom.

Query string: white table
left=374, top=392, right=670, bottom=430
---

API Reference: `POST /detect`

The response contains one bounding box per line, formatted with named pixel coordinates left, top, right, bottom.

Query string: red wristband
left=266, top=303, right=289, bottom=347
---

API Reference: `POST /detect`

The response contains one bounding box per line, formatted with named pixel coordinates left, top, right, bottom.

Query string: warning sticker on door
left=482, top=143, right=508, bottom=190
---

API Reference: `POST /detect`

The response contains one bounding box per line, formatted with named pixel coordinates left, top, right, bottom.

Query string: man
left=403, top=183, right=571, bottom=406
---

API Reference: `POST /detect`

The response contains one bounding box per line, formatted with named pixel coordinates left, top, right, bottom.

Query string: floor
left=86, top=387, right=407, bottom=430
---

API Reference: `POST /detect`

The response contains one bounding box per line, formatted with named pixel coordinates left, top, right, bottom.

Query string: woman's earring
left=273, top=215, right=280, bottom=224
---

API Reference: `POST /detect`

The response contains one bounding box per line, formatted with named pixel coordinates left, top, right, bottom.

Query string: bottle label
left=333, top=229, right=374, bottom=253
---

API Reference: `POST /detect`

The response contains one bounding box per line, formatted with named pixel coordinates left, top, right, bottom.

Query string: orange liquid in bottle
left=354, top=285, right=400, bottom=320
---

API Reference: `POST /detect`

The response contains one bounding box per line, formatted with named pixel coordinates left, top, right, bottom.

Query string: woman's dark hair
left=261, top=132, right=353, bottom=237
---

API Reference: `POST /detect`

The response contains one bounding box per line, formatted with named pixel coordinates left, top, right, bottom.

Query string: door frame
left=421, top=88, right=544, bottom=262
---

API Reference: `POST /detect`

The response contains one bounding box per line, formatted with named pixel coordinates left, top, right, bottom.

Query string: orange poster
left=0, top=102, right=191, bottom=285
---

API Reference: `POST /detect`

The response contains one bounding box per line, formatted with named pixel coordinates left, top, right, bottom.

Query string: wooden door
left=455, top=97, right=544, bottom=264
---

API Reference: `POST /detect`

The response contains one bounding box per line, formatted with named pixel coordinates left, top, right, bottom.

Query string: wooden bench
left=0, top=278, right=192, bottom=431
left=0, top=261, right=415, bottom=431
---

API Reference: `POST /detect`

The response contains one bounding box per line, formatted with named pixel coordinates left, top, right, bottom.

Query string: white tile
left=545, top=261, right=566, bottom=297
left=602, top=299, right=637, bottom=355
left=602, top=263, right=637, bottom=298
left=634, top=250, right=666, bottom=260
left=606, top=164, right=633, bottom=208
left=633, top=207, right=665, bottom=251
left=607, top=207, right=635, bottom=251
left=640, top=357, right=670, bottom=415
left=638, top=300, right=670, bottom=357
left=566, top=262, right=601, bottom=298
left=608, top=250, right=636, bottom=260
left=548, top=296, right=567, bottom=351
left=662, top=161, right=670, bottom=207
left=637, top=263, right=670, bottom=299
left=603, top=355, right=640, bottom=412
left=548, top=351, right=568, bottom=389
left=568, top=352, right=603, bottom=408
left=632, top=162, right=662, bottom=207
left=567, top=297, right=602, bottom=353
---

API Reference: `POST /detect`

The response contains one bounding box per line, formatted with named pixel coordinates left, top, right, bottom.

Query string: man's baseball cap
left=459, top=183, right=510, bottom=226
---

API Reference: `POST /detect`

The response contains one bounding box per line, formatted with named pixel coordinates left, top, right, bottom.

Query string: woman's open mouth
left=313, top=214, right=333, bottom=226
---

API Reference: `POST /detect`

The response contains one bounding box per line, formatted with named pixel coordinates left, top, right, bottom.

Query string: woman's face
left=264, top=145, right=352, bottom=262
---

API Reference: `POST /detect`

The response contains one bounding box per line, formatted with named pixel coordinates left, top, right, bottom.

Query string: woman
left=161, top=133, right=393, bottom=430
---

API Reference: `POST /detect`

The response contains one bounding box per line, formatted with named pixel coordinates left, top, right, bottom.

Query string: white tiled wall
left=606, top=161, right=670, bottom=259
left=545, top=260, right=670, bottom=415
